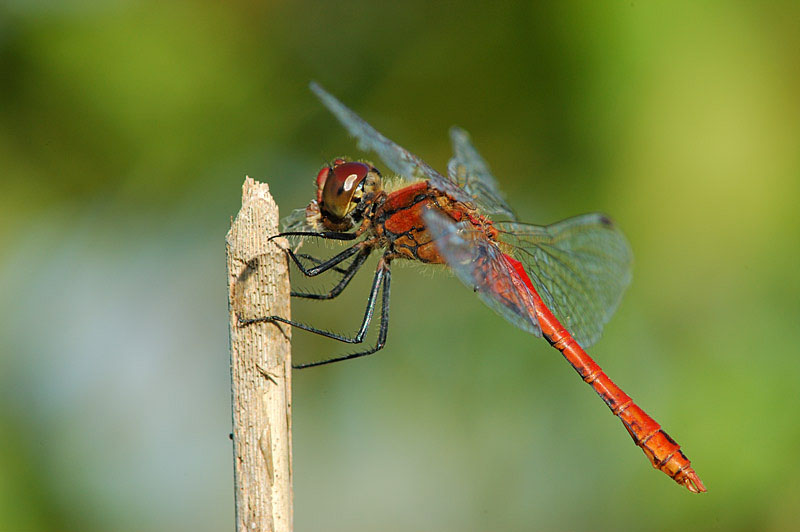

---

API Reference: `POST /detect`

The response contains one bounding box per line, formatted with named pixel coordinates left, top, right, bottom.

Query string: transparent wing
left=448, top=127, right=516, bottom=220
left=422, top=209, right=541, bottom=336
left=495, top=214, right=633, bottom=347
left=310, top=82, right=473, bottom=205
left=281, top=206, right=317, bottom=233
left=280, top=202, right=323, bottom=250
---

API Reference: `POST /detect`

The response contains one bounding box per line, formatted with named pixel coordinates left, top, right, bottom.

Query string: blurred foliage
left=1, top=1, right=799, bottom=531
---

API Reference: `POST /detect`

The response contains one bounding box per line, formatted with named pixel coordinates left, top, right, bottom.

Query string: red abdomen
left=502, top=254, right=706, bottom=493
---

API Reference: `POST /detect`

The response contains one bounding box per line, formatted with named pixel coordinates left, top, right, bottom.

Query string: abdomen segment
left=505, top=254, right=706, bottom=492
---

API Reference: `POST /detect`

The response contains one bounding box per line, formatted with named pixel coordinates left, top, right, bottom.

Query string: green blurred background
left=1, top=1, right=799, bottom=531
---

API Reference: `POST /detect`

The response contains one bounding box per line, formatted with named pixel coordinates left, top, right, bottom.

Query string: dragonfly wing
left=495, top=214, right=633, bottom=347
left=422, top=209, right=541, bottom=336
left=448, top=127, right=516, bottom=220
left=310, top=82, right=473, bottom=204
left=279, top=200, right=326, bottom=251
left=281, top=205, right=318, bottom=233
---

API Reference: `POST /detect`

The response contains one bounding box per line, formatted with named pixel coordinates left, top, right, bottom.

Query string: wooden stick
left=226, top=177, right=292, bottom=532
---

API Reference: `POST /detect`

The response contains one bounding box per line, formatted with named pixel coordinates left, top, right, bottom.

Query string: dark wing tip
left=597, top=214, right=614, bottom=227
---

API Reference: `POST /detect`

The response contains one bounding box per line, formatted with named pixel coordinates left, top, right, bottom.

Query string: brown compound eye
left=320, top=161, right=370, bottom=219
left=315, top=158, right=347, bottom=202
left=315, top=165, right=331, bottom=205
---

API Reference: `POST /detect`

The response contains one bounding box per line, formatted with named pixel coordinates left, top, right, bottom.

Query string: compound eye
left=315, top=165, right=332, bottom=204
left=321, top=161, right=370, bottom=219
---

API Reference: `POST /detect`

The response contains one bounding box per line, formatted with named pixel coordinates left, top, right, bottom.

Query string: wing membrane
left=310, top=82, right=472, bottom=204
left=448, top=127, right=516, bottom=220
left=495, top=214, right=632, bottom=347
left=422, top=209, right=541, bottom=336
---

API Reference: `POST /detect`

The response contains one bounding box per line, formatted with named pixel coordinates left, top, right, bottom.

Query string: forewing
left=448, top=127, right=516, bottom=220
left=495, top=214, right=632, bottom=347
left=281, top=206, right=316, bottom=233
left=279, top=202, right=323, bottom=250
left=422, top=210, right=541, bottom=336
left=310, top=82, right=472, bottom=204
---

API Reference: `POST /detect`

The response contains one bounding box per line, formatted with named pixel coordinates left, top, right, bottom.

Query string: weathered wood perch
left=226, top=177, right=292, bottom=532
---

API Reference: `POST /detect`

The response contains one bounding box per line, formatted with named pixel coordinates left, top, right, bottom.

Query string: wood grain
left=226, top=178, right=293, bottom=531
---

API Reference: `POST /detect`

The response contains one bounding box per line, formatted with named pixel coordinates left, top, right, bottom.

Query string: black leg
left=286, top=242, right=363, bottom=277
left=294, top=253, right=349, bottom=275
left=293, top=259, right=392, bottom=369
left=271, top=230, right=357, bottom=242
left=291, top=247, right=372, bottom=300
left=238, top=258, right=386, bottom=345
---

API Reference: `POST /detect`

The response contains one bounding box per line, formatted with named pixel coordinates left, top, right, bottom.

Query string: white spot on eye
left=343, top=173, right=359, bottom=191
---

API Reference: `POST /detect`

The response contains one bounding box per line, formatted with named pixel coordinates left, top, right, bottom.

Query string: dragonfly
left=239, top=82, right=706, bottom=493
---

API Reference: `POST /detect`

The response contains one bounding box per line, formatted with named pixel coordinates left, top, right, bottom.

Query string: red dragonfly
left=241, top=82, right=705, bottom=493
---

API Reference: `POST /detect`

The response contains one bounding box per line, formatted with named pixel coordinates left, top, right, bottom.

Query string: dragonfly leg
left=241, top=235, right=360, bottom=284
left=271, top=230, right=358, bottom=241
left=294, top=253, right=350, bottom=275
left=284, top=240, right=365, bottom=277
left=293, top=258, right=391, bottom=369
left=238, top=257, right=387, bottom=346
left=291, top=247, right=372, bottom=300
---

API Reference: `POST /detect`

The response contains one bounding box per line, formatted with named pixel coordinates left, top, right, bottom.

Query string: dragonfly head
left=315, top=158, right=381, bottom=230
